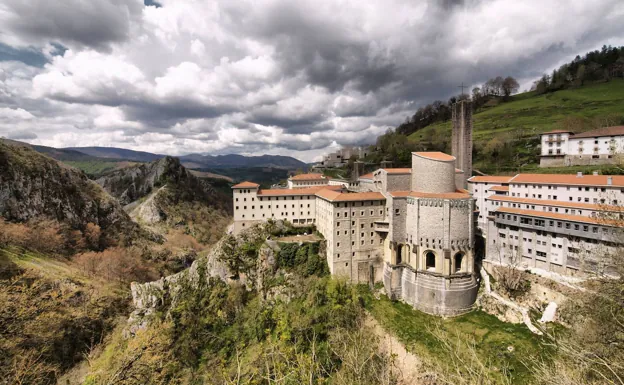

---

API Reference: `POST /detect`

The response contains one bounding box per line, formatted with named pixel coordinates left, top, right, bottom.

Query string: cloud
left=0, top=0, right=143, bottom=51
left=0, top=0, right=623, bottom=162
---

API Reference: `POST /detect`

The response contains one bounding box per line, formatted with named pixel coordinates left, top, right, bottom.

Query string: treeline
left=395, top=75, right=519, bottom=136
left=532, top=45, right=624, bottom=94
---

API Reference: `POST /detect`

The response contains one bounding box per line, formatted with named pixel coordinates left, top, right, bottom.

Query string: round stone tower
left=383, top=151, right=479, bottom=316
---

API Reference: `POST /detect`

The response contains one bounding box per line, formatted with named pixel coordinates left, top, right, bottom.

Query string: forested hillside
left=371, top=46, right=624, bottom=174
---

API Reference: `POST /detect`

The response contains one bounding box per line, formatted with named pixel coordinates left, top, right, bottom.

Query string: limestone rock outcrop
left=0, top=140, right=136, bottom=235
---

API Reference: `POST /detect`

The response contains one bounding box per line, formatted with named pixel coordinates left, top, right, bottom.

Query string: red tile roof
left=413, top=151, right=455, bottom=162
left=488, top=186, right=509, bottom=192
left=493, top=207, right=620, bottom=227
left=541, top=130, right=573, bottom=135
left=257, top=185, right=342, bottom=196
left=383, top=168, right=411, bottom=174
left=510, top=173, right=624, bottom=187
left=409, top=191, right=471, bottom=199
left=468, top=176, right=515, bottom=184
left=359, top=172, right=374, bottom=179
left=289, top=173, right=326, bottom=181
left=232, top=181, right=260, bottom=188
left=315, top=190, right=386, bottom=202
left=389, top=190, right=471, bottom=199
left=569, top=126, right=624, bottom=139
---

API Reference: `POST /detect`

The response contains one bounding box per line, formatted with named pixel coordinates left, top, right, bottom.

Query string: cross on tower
left=458, top=82, right=467, bottom=96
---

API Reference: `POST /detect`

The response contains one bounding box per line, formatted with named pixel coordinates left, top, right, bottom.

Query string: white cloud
left=0, top=0, right=623, bottom=162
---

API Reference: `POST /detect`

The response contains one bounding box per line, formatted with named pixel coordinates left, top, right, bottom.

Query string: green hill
left=407, top=79, right=624, bottom=174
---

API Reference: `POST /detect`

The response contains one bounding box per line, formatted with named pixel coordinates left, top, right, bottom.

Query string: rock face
left=96, top=156, right=223, bottom=206
left=127, top=223, right=287, bottom=334
left=0, top=140, right=136, bottom=235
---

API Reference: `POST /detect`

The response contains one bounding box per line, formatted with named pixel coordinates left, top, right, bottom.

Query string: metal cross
left=458, top=82, right=467, bottom=96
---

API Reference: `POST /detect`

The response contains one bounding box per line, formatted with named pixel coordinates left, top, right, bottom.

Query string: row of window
left=236, top=204, right=311, bottom=210
left=240, top=211, right=312, bottom=219
left=496, top=213, right=604, bottom=233
left=337, top=209, right=383, bottom=217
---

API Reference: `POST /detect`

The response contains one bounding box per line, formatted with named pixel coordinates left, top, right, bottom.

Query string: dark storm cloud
left=0, top=0, right=623, bottom=160
left=2, top=0, right=143, bottom=51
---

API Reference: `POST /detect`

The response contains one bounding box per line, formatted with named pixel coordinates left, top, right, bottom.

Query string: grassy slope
left=363, top=289, right=551, bottom=384
left=408, top=79, right=624, bottom=173
left=0, top=246, right=129, bottom=384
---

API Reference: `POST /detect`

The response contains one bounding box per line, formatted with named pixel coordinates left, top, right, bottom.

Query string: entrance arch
left=454, top=252, right=464, bottom=273
left=424, top=250, right=436, bottom=271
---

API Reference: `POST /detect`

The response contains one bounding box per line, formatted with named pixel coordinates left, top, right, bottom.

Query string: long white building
left=539, top=125, right=624, bottom=167
left=469, top=173, right=624, bottom=276
left=233, top=151, right=479, bottom=316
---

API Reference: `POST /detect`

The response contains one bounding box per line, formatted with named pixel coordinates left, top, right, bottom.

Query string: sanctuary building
left=233, top=151, right=479, bottom=316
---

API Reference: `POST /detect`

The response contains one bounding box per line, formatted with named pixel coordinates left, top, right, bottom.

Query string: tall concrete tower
left=451, top=99, right=473, bottom=184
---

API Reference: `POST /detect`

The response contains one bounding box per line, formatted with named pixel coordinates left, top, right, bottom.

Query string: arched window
left=425, top=251, right=436, bottom=271
left=454, top=252, right=463, bottom=273
left=396, top=244, right=403, bottom=264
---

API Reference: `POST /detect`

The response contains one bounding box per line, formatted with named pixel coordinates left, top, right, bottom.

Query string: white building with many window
left=539, top=126, right=624, bottom=167
left=233, top=152, right=479, bottom=316
left=468, top=173, right=624, bottom=276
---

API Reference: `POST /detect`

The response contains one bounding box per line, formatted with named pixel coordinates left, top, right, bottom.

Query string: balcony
left=374, top=220, right=390, bottom=233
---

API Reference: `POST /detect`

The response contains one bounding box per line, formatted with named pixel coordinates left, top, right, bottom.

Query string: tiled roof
left=493, top=207, right=620, bottom=227
left=455, top=168, right=464, bottom=173
left=413, top=151, right=455, bottom=162
left=541, top=130, right=573, bottom=135
left=389, top=191, right=410, bottom=197
left=315, top=190, right=386, bottom=202
left=486, top=195, right=622, bottom=212
left=409, top=191, right=471, bottom=199
left=232, top=181, right=260, bottom=188
left=569, top=126, right=624, bottom=139
left=382, top=168, right=412, bottom=174
left=510, top=173, right=624, bottom=187
left=257, top=185, right=342, bottom=196
left=359, top=172, right=374, bottom=179
left=468, top=175, right=515, bottom=184
left=289, top=173, right=326, bottom=181
left=488, top=186, right=509, bottom=192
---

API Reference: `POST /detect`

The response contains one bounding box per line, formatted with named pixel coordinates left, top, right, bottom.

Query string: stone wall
left=451, top=100, right=473, bottom=183
left=384, top=263, right=479, bottom=316
left=411, top=154, right=456, bottom=194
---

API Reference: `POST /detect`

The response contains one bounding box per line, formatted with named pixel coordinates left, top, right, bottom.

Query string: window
left=395, top=209, right=400, bottom=215
left=454, top=253, right=463, bottom=273
left=425, top=251, right=436, bottom=271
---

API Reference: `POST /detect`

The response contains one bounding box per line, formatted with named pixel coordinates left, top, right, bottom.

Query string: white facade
left=470, top=172, right=624, bottom=276
left=539, top=126, right=624, bottom=167
left=232, top=151, right=480, bottom=316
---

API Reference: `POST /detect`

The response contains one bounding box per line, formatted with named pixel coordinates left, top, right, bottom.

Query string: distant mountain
left=67, top=146, right=308, bottom=169
left=66, top=146, right=164, bottom=162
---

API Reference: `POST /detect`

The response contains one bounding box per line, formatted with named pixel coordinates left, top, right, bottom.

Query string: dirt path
left=366, top=313, right=427, bottom=385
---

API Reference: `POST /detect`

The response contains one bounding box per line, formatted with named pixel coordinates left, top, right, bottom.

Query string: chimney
left=608, top=176, right=613, bottom=186
left=593, top=171, right=599, bottom=176
left=576, top=172, right=583, bottom=178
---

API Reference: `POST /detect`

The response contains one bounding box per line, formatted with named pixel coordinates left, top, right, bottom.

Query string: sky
left=0, top=0, right=623, bottom=162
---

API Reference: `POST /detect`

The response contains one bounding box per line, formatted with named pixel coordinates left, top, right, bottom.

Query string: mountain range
left=67, top=146, right=308, bottom=169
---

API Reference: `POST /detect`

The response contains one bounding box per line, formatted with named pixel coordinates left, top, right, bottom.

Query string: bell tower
left=451, top=99, right=473, bottom=185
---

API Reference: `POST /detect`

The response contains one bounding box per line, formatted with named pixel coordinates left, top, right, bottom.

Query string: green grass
left=408, top=80, right=624, bottom=173
left=362, top=288, right=552, bottom=384
left=64, top=160, right=120, bottom=177
left=411, top=79, right=624, bottom=142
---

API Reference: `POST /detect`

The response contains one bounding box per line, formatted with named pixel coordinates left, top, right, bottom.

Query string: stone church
left=232, top=100, right=477, bottom=316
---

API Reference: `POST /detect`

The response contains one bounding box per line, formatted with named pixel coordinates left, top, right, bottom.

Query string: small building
left=539, top=126, right=624, bottom=167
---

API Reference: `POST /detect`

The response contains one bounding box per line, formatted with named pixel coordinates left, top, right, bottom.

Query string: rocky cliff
left=127, top=222, right=284, bottom=333
left=96, top=156, right=227, bottom=207
left=0, top=140, right=136, bottom=236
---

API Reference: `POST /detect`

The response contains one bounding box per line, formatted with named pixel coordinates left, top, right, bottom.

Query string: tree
left=501, top=76, right=519, bottom=98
